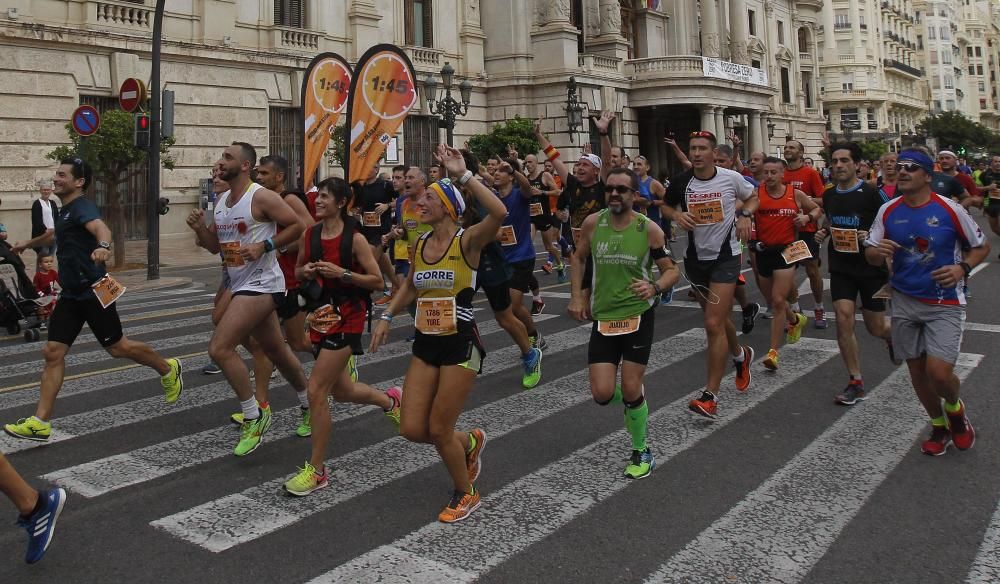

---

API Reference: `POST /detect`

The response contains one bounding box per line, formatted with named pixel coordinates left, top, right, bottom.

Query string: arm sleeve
left=76, top=201, right=101, bottom=226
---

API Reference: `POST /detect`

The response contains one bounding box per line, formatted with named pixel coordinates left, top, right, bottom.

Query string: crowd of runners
left=1, top=113, right=994, bottom=563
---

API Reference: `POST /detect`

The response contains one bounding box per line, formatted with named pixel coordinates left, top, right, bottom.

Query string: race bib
left=306, top=304, right=342, bottom=334
left=781, top=240, right=813, bottom=264
left=831, top=228, right=860, bottom=253
left=597, top=316, right=641, bottom=336
left=363, top=211, right=381, bottom=227
left=91, top=274, right=126, bottom=309
left=220, top=241, right=244, bottom=267
left=529, top=202, right=544, bottom=217
left=688, top=199, right=725, bottom=225
left=415, top=297, right=457, bottom=334
left=498, top=225, right=517, bottom=246
left=571, top=227, right=582, bottom=247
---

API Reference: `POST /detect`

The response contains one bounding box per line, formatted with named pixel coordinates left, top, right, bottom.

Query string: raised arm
left=665, top=136, right=692, bottom=170
left=534, top=116, right=569, bottom=185
left=437, top=145, right=507, bottom=251
left=594, top=111, right=615, bottom=181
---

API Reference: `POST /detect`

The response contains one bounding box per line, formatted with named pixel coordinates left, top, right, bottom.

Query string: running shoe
left=624, top=448, right=655, bottom=479
left=761, top=307, right=774, bottom=320
left=438, top=489, right=481, bottom=523
left=384, top=386, right=403, bottom=427
left=946, top=400, right=975, bottom=451
left=531, top=300, right=545, bottom=316
left=230, top=403, right=272, bottom=428
left=734, top=345, right=754, bottom=392
left=405, top=334, right=416, bottom=343
left=688, top=391, right=718, bottom=419
left=161, top=358, right=184, bottom=404
left=921, top=425, right=952, bottom=456
left=374, top=293, right=392, bottom=307
left=348, top=354, right=359, bottom=382
left=556, top=264, right=567, bottom=284
left=283, top=462, right=328, bottom=497
left=529, top=332, right=548, bottom=351
left=18, top=488, right=66, bottom=564
left=660, top=287, right=674, bottom=306
left=296, top=407, right=312, bottom=437
left=835, top=381, right=867, bottom=405
left=886, top=339, right=903, bottom=366
left=763, top=348, right=779, bottom=371
left=234, top=408, right=270, bottom=456
left=466, top=429, right=487, bottom=482
left=522, top=348, right=542, bottom=389
left=4, top=416, right=51, bottom=442
left=741, top=302, right=761, bottom=334
left=201, top=361, right=222, bottom=375
left=541, top=261, right=554, bottom=274
left=786, top=313, right=808, bottom=344
left=814, top=308, right=828, bottom=329
left=248, top=365, right=277, bottom=382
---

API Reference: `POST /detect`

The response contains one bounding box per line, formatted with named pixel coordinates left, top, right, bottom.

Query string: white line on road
left=303, top=338, right=840, bottom=583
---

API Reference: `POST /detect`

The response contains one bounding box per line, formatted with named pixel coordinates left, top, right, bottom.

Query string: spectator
left=30, top=179, right=58, bottom=260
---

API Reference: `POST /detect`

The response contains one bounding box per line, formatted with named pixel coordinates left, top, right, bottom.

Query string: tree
left=467, top=116, right=540, bottom=164
left=48, top=109, right=175, bottom=269
left=916, top=111, right=1000, bottom=153
left=858, top=141, right=888, bottom=162
left=325, top=123, right=348, bottom=167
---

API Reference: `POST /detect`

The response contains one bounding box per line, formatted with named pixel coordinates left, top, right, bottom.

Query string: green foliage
left=326, top=124, right=348, bottom=166
left=858, top=141, right=889, bottom=162
left=468, top=116, right=540, bottom=164
left=917, top=111, right=1000, bottom=153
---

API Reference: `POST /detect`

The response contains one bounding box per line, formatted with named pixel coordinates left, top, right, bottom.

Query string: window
left=841, top=108, right=859, bottom=128
left=620, top=1, right=639, bottom=59
left=781, top=67, right=791, bottom=103
left=867, top=107, right=877, bottom=130
left=571, top=0, right=585, bottom=53
left=751, top=58, right=762, bottom=69
left=980, top=80, right=987, bottom=92
left=273, top=0, right=304, bottom=28
left=269, top=107, right=303, bottom=187
left=971, top=65, right=977, bottom=75
left=942, top=50, right=951, bottom=64
left=940, top=26, right=949, bottom=40
left=934, top=99, right=942, bottom=111
left=798, top=27, right=809, bottom=53
left=932, top=76, right=941, bottom=89
left=944, top=74, right=954, bottom=89
left=405, top=0, right=433, bottom=48
left=976, top=46, right=983, bottom=57
left=748, top=9, right=756, bottom=36
left=917, top=35, right=923, bottom=49
left=968, top=46, right=974, bottom=57
left=835, top=13, right=849, bottom=29
left=777, top=21, right=784, bottom=45
left=946, top=99, right=956, bottom=109
left=928, top=27, right=936, bottom=40
left=841, top=72, right=854, bottom=91
left=824, top=109, right=831, bottom=130
left=931, top=51, right=938, bottom=64
left=803, top=72, right=814, bottom=108
left=978, top=64, right=984, bottom=75
left=403, top=115, right=437, bottom=171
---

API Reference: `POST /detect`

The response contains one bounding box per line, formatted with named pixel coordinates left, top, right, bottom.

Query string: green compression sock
left=931, top=415, right=948, bottom=427
left=944, top=400, right=963, bottom=414
left=624, top=398, right=649, bottom=451
left=610, top=384, right=623, bottom=405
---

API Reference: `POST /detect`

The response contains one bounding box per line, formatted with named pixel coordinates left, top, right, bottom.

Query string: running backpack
left=304, top=216, right=374, bottom=331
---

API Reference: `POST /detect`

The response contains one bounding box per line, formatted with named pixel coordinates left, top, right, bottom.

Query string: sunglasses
left=604, top=185, right=634, bottom=195
left=689, top=131, right=716, bottom=140
left=896, top=161, right=925, bottom=172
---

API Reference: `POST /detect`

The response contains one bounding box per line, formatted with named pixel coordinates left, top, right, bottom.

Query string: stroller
left=0, top=246, right=50, bottom=342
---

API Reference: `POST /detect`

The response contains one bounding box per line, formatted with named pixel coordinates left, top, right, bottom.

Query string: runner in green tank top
left=569, top=167, right=680, bottom=479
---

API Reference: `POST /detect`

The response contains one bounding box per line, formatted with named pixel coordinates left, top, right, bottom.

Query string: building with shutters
left=0, top=0, right=826, bottom=243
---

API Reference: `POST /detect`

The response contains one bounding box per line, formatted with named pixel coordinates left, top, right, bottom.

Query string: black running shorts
left=48, top=294, right=123, bottom=348
left=830, top=270, right=888, bottom=312
left=588, top=306, right=656, bottom=366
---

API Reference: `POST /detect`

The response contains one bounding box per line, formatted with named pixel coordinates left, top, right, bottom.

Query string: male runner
left=939, top=150, right=979, bottom=202
left=783, top=140, right=828, bottom=328
left=187, top=142, right=310, bottom=456
left=354, top=165, right=399, bottom=306
left=5, top=158, right=183, bottom=441
left=664, top=131, right=757, bottom=419
left=976, top=155, right=1000, bottom=239
left=865, top=149, right=989, bottom=455
left=569, top=167, right=679, bottom=478
left=814, top=142, right=897, bottom=405
left=524, top=153, right=565, bottom=283
left=876, top=152, right=899, bottom=199
left=716, top=144, right=762, bottom=332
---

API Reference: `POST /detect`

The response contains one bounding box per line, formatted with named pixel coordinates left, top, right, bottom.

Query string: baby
left=32, top=253, right=60, bottom=297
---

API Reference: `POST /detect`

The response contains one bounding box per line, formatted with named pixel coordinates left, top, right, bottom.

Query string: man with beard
left=783, top=140, right=828, bottom=328
left=569, top=167, right=679, bottom=479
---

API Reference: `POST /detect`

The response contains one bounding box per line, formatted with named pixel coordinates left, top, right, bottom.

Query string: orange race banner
left=301, top=52, right=352, bottom=190
left=344, top=44, right=418, bottom=183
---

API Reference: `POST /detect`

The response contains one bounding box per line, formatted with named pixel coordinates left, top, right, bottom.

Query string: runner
left=715, top=144, right=762, bottom=333
left=568, top=167, right=679, bottom=478
left=5, top=158, right=184, bottom=441
left=354, top=165, right=399, bottom=307
left=187, top=142, right=310, bottom=456
left=634, top=155, right=673, bottom=304
left=876, top=152, right=899, bottom=198
left=282, top=176, right=402, bottom=496
left=864, top=149, right=989, bottom=455
left=370, top=144, right=507, bottom=523
left=1, top=453, right=66, bottom=563
left=524, top=153, right=565, bottom=283
left=814, top=142, right=897, bottom=405
left=783, top=140, right=828, bottom=328
left=977, top=155, right=1000, bottom=239
left=663, top=131, right=757, bottom=419
left=939, top=150, right=979, bottom=203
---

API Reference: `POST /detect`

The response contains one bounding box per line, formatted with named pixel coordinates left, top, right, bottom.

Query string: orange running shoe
left=734, top=345, right=754, bottom=392
left=688, top=391, right=718, bottom=419
left=438, top=489, right=481, bottom=523
left=466, top=429, right=487, bottom=482
left=763, top=349, right=779, bottom=371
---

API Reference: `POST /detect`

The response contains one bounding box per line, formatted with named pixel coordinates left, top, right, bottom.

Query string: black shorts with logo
left=277, top=288, right=303, bottom=321
left=830, top=270, right=888, bottom=312
left=412, top=327, right=485, bottom=373
left=684, top=254, right=742, bottom=290
left=312, top=332, right=363, bottom=358
left=755, top=248, right=794, bottom=278
left=48, top=294, right=123, bottom=348
left=588, top=306, right=656, bottom=366
left=508, top=259, right=536, bottom=294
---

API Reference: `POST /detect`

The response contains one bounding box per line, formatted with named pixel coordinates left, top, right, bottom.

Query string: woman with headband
left=369, top=144, right=508, bottom=523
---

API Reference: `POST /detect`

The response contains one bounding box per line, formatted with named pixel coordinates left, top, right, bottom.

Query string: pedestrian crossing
left=2, top=280, right=999, bottom=583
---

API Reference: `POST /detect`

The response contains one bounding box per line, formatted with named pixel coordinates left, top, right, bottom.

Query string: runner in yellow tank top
left=370, top=144, right=509, bottom=524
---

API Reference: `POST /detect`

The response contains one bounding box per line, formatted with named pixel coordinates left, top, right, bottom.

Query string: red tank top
left=304, top=224, right=367, bottom=340
left=754, top=184, right=798, bottom=246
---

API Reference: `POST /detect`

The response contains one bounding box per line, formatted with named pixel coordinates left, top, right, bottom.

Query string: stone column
left=748, top=110, right=763, bottom=154
left=714, top=107, right=727, bottom=139
left=590, top=0, right=630, bottom=61
left=821, top=0, right=836, bottom=60
left=849, top=0, right=862, bottom=52
left=701, top=0, right=721, bottom=58
left=700, top=105, right=716, bottom=133
left=673, top=0, right=691, bottom=54
left=729, top=0, right=750, bottom=64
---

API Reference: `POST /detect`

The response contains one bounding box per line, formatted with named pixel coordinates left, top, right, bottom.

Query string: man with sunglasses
left=665, top=131, right=758, bottom=419
left=865, top=150, right=989, bottom=456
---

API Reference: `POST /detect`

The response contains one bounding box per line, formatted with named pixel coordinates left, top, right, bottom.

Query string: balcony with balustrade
left=625, top=55, right=773, bottom=109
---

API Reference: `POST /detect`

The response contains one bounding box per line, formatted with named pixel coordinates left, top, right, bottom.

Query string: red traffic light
left=138, top=115, right=149, bottom=130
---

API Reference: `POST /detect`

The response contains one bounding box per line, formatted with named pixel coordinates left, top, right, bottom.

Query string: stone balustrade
left=405, top=46, right=444, bottom=71
left=89, top=0, right=152, bottom=30
left=274, top=27, right=320, bottom=51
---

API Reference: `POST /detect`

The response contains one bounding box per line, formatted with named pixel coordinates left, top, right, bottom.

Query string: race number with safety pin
left=831, top=227, right=860, bottom=253
left=597, top=315, right=641, bottom=336
left=92, top=274, right=126, bottom=309
left=498, top=225, right=517, bottom=246
left=781, top=239, right=813, bottom=264
left=306, top=304, right=342, bottom=334
left=688, top=199, right=724, bottom=225
left=529, top=202, right=544, bottom=217
left=220, top=242, right=245, bottom=267
left=363, top=211, right=382, bottom=227
left=415, top=297, right=457, bottom=334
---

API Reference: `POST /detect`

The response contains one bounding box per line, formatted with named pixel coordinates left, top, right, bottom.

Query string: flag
left=647, top=0, right=660, bottom=9
left=300, top=52, right=352, bottom=190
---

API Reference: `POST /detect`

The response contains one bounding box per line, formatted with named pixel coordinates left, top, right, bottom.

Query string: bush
left=467, top=116, right=540, bottom=163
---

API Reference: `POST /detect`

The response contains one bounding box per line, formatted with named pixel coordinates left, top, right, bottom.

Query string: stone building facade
left=0, top=0, right=827, bottom=243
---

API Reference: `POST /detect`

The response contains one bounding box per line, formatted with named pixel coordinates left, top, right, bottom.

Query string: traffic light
left=133, top=113, right=150, bottom=149
left=157, top=196, right=170, bottom=215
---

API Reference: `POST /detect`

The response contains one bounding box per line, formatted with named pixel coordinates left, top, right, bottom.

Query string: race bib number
left=781, top=240, right=813, bottom=264
left=220, top=241, right=244, bottom=267
left=831, top=228, right=860, bottom=253
left=363, top=211, right=381, bottom=227
left=688, top=199, right=725, bottom=225
left=529, top=202, right=544, bottom=217
left=498, top=225, right=517, bottom=246
left=91, top=274, right=126, bottom=309
left=571, top=227, right=582, bottom=247
left=597, top=316, right=641, bottom=336
left=415, top=297, right=457, bottom=334
left=306, top=304, right=342, bottom=335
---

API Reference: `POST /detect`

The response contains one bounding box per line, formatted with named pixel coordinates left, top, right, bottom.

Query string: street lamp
left=565, top=76, right=584, bottom=143
left=425, top=61, right=471, bottom=145
left=767, top=120, right=776, bottom=139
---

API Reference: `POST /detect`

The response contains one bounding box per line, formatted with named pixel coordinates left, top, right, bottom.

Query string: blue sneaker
left=202, top=361, right=222, bottom=375
left=660, top=287, right=674, bottom=306
left=521, top=347, right=542, bottom=389
left=18, top=488, right=67, bottom=564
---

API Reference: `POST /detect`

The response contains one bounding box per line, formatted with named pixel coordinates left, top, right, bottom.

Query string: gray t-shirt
left=667, top=167, right=754, bottom=261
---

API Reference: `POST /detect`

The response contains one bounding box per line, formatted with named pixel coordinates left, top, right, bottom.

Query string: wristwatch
left=97, top=241, right=111, bottom=250
left=342, top=269, right=353, bottom=283
left=959, top=262, right=972, bottom=277
left=739, top=210, right=753, bottom=218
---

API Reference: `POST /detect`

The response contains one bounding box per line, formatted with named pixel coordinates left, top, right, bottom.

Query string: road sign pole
left=147, top=0, right=165, bottom=281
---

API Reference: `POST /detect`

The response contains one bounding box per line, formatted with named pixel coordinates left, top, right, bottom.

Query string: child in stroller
left=0, top=243, right=50, bottom=341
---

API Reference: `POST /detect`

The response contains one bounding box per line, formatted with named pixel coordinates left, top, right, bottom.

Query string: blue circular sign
left=72, top=105, right=100, bottom=136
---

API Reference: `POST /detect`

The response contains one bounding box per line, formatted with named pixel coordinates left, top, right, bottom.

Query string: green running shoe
left=283, top=462, right=328, bottom=497
left=785, top=312, right=808, bottom=344
left=296, top=407, right=312, bottom=437
left=161, top=358, right=184, bottom=404
left=521, top=348, right=542, bottom=389
left=348, top=354, right=359, bottom=382
left=230, top=403, right=272, bottom=430
left=624, top=448, right=655, bottom=479
left=383, top=386, right=402, bottom=427
left=234, top=409, right=269, bottom=456
left=3, top=416, right=51, bottom=442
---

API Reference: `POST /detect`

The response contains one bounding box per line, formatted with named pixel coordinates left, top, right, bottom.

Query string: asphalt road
left=3, top=229, right=1000, bottom=583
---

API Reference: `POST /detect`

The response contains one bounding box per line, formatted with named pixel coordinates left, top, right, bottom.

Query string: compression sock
left=466, top=431, right=477, bottom=454
left=931, top=415, right=948, bottom=428
left=944, top=399, right=963, bottom=414
left=623, top=394, right=649, bottom=451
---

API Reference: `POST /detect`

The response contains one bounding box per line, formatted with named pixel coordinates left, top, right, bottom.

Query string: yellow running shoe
left=230, top=403, right=272, bottom=430
left=3, top=416, right=51, bottom=442
left=161, top=358, right=184, bottom=404
left=786, top=313, right=808, bottom=344
left=763, top=349, right=779, bottom=370
left=283, top=462, right=328, bottom=496
left=348, top=354, right=359, bottom=382
left=383, top=386, right=402, bottom=427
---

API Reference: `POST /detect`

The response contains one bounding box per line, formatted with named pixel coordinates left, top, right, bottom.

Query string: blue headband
left=898, top=149, right=935, bottom=173
left=428, top=179, right=465, bottom=220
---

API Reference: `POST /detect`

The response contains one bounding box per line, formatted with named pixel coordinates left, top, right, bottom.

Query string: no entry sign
left=71, top=105, right=101, bottom=136
left=119, top=77, right=146, bottom=113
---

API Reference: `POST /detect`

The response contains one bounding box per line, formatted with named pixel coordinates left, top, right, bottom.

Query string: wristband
left=458, top=170, right=474, bottom=186
left=959, top=262, right=972, bottom=277
left=380, top=312, right=393, bottom=323
left=652, top=281, right=662, bottom=295
left=263, top=238, right=275, bottom=253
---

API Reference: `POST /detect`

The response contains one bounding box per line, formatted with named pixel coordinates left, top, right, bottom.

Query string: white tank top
left=214, top=182, right=285, bottom=293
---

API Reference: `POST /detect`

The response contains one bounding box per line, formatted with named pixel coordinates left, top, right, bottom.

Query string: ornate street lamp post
left=565, top=76, right=584, bottom=143
left=424, top=62, right=472, bottom=145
